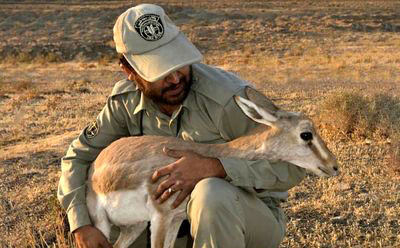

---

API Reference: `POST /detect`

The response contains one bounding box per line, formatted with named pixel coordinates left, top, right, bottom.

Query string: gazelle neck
left=176, top=125, right=281, bottom=161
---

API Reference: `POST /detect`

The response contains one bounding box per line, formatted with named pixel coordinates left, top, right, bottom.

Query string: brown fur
left=90, top=127, right=270, bottom=194
left=91, top=136, right=172, bottom=194
left=89, top=88, right=337, bottom=195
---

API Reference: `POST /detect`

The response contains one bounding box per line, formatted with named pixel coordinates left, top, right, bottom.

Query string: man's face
left=133, top=66, right=192, bottom=106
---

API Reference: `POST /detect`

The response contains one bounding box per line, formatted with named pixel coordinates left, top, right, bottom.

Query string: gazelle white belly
left=99, top=184, right=151, bottom=226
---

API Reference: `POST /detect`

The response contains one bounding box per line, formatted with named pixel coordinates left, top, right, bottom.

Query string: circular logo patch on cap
left=134, top=14, right=164, bottom=41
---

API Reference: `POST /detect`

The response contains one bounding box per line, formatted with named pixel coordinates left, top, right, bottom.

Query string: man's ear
left=128, top=73, right=136, bottom=82
left=120, top=63, right=136, bottom=81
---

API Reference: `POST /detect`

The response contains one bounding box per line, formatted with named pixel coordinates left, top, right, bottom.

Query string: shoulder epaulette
left=110, top=79, right=137, bottom=97
left=191, top=63, right=250, bottom=106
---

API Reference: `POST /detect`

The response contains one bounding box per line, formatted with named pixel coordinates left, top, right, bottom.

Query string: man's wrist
left=73, top=224, right=93, bottom=234
left=211, top=158, right=227, bottom=178
left=67, top=204, right=92, bottom=233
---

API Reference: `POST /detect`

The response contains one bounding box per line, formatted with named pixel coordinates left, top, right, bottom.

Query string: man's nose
left=165, top=71, right=180, bottom=84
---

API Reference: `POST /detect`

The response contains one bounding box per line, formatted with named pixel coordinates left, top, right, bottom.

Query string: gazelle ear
left=234, top=95, right=277, bottom=126
left=245, top=86, right=280, bottom=115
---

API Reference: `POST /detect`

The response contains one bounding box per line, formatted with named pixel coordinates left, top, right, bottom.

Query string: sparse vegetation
left=316, top=92, right=400, bottom=142
left=389, top=138, right=400, bottom=176
left=0, top=1, right=399, bottom=247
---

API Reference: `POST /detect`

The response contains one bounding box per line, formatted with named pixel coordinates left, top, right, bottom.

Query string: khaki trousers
left=188, top=178, right=285, bottom=248
left=113, top=178, right=286, bottom=248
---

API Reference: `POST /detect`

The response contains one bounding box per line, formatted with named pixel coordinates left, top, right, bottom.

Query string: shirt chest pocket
left=179, top=112, right=224, bottom=144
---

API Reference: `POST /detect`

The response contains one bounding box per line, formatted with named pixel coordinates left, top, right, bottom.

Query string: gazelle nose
left=332, top=166, right=339, bottom=176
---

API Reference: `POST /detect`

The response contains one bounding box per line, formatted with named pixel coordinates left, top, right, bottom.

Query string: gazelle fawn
left=86, top=86, right=338, bottom=248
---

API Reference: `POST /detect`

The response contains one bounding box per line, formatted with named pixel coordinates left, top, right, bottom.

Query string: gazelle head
left=234, top=87, right=339, bottom=177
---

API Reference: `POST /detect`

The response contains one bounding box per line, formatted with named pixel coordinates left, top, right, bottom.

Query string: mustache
left=161, top=79, right=186, bottom=94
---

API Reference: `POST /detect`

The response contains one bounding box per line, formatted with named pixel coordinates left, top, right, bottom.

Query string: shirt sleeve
left=217, top=88, right=306, bottom=192
left=57, top=95, right=130, bottom=232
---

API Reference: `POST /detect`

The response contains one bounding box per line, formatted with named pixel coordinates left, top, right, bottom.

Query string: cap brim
left=124, top=33, right=202, bottom=82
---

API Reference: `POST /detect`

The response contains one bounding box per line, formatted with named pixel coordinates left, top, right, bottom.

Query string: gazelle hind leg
left=87, top=189, right=112, bottom=241
left=150, top=213, right=185, bottom=248
left=113, top=222, right=147, bottom=248
left=92, top=209, right=112, bottom=242
left=163, top=215, right=186, bottom=248
left=150, top=213, right=172, bottom=248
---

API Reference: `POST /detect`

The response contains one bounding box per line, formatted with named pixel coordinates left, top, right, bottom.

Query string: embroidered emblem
left=134, top=14, right=164, bottom=41
left=85, top=121, right=99, bottom=139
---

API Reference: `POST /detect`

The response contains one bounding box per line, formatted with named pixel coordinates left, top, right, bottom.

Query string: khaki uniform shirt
left=58, top=63, right=305, bottom=232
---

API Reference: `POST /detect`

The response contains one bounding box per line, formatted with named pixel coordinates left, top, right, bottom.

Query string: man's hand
left=74, top=225, right=112, bottom=248
left=151, top=148, right=227, bottom=208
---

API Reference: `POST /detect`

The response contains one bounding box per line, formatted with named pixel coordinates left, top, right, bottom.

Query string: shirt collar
left=182, top=66, right=200, bottom=111
left=133, top=83, right=155, bottom=115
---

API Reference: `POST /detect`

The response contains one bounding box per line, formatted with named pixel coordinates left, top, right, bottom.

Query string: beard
left=141, top=73, right=192, bottom=106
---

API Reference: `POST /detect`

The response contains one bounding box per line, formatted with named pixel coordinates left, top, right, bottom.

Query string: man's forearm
left=58, top=167, right=92, bottom=232
left=58, top=144, right=95, bottom=232
left=219, top=157, right=306, bottom=191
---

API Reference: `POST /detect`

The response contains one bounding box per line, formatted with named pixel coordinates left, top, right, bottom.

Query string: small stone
left=364, top=139, right=372, bottom=145
left=337, top=183, right=352, bottom=191
left=331, top=216, right=347, bottom=224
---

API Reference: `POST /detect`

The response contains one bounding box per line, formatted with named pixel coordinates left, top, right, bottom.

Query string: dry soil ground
left=0, top=1, right=399, bottom=247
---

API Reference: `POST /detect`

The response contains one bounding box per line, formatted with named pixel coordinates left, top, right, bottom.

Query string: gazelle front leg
left=150, top=212, right=185, bottom=248
left=163, top=214, right=186, bottom=248
left=150, top=212, right=169, bottom=248
left=113, top=222, right=147, bottom=248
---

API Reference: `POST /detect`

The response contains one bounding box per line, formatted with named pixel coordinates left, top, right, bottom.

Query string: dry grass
left=1, top=1, right=400, bottom=247
left=316, top=92, right=400, bottom=142
left=389, top=139, right=400, bottom=176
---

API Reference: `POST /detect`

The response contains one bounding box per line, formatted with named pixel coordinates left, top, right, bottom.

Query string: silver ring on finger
left=168, top=188, right=173, bottom=194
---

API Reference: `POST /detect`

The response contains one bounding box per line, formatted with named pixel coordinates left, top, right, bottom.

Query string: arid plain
left=0, top=1, right=399, bottom=247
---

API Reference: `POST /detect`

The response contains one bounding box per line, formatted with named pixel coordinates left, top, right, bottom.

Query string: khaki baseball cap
left=113, top=4, right=203, bottom=82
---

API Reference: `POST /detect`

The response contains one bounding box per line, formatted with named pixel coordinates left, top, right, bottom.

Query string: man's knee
left=188, top=178, right=239, bottom=219
left=187, top=178, right=247, bottom=247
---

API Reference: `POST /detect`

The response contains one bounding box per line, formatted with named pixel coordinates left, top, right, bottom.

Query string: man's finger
left=172, top=189, right=190, bottom=209
left=152, top=165, right=173, bottom=182
left=163, top=147, right=187, bottom=159
left=158, top=186, right=176, bottom=204
left=154, top=178, right=175, bottom=199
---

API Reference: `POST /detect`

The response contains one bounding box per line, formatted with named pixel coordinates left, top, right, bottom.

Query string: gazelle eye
left=300, top=132, right=313, bottom=142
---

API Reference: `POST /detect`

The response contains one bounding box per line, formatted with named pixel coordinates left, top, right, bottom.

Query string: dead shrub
left=67, top=79, right=92, bottom=94
left=33, top=52, right=63, bottom=64
left=388, top=138, right=400, bottom=176
left=15, top=81, right=33, bottom=92
left=371, top=94, right=400, bottom=139
left=315, top=91, right=370, bottom=140
left=97, top=53, right=116, bottom=66
left=4, top=52, right=33, bottom=64
left=316, top=91, right=400, bottom=142
left=3, top=52, right=63, bottom=65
